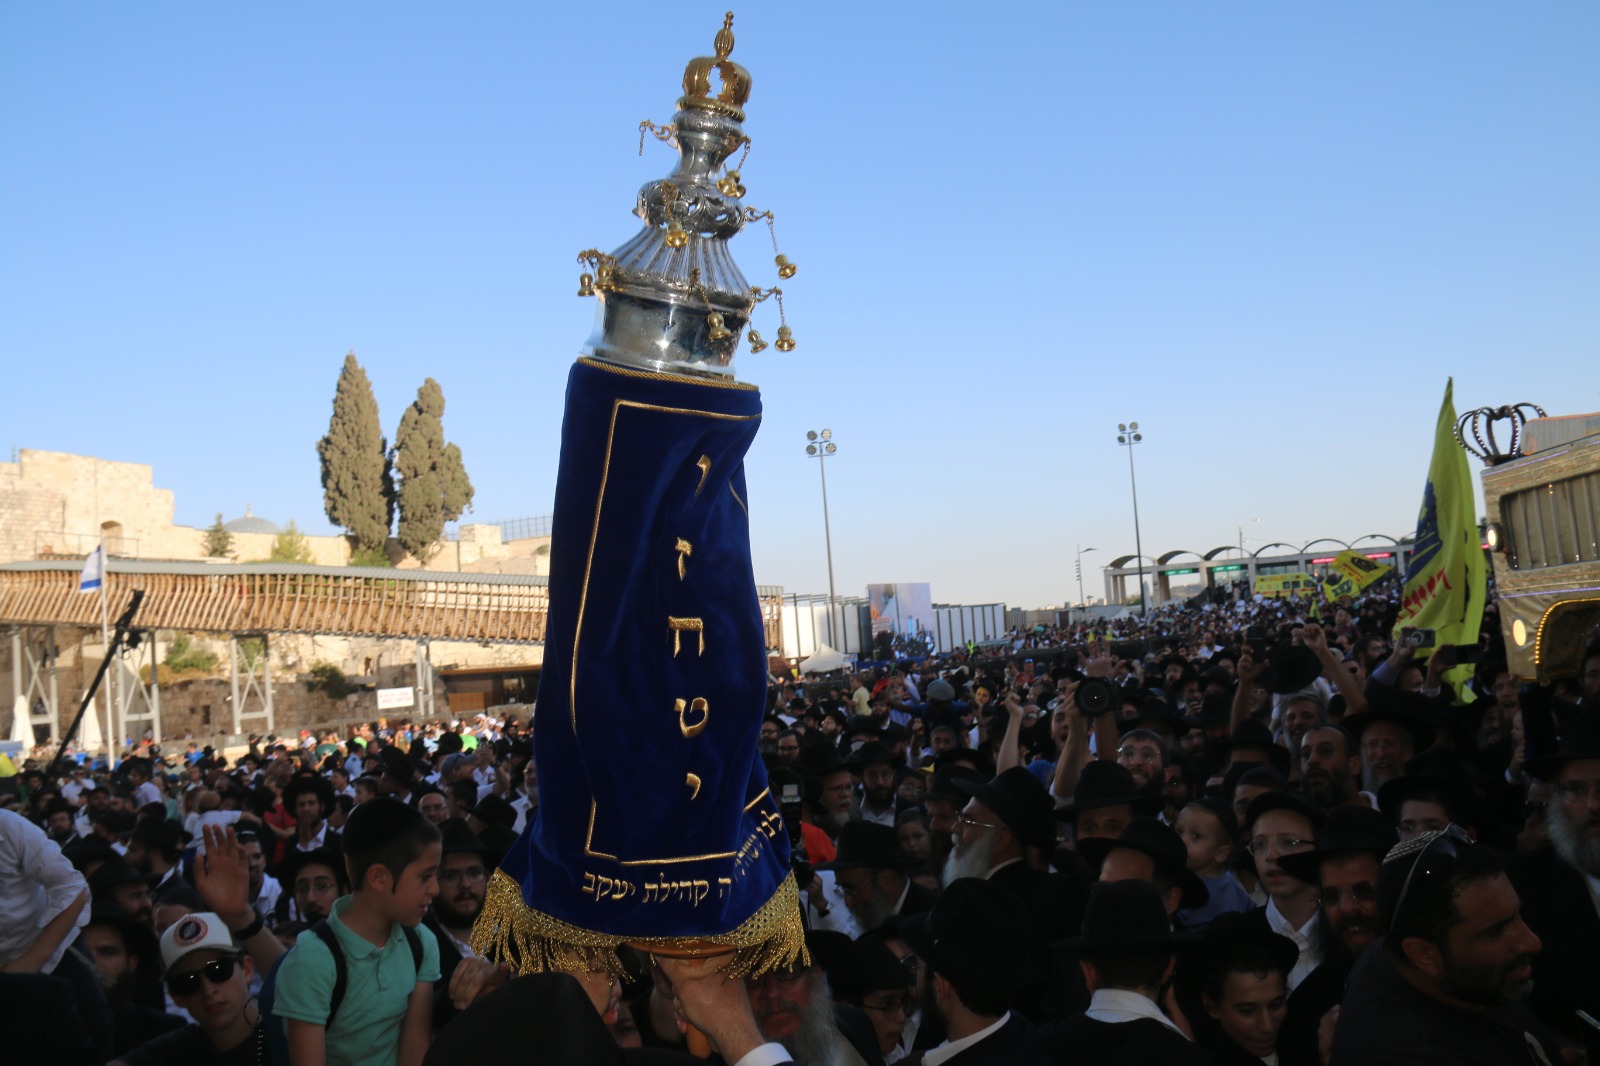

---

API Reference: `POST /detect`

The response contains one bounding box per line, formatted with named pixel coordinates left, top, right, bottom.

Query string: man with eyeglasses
left=1331, top=828, right=1563, bottom=1065
left=831, top=934, right=917, bottom=1062
left=1278, top=805, right=1397, bottom=961
left=1508, top=710, right=1600, bottom=1044
left=276, top=848, right=348, bottom=924
left=111, top=912, right=262, bottom=1066
left=817, top=822, right=938, bottom=933
left=423, top=820, right=493, bottom=1030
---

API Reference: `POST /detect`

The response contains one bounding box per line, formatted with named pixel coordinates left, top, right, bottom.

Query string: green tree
left=203, top=513, right=234, bottom=558
left=270, top=521, right=315, bottom=564
left=317, top=351, right=394, bottom=553
left=391, top=378, right=474, bottom=558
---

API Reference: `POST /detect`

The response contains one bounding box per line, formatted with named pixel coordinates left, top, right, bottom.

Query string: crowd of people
left=3, top=577, right=1599, bottom=1065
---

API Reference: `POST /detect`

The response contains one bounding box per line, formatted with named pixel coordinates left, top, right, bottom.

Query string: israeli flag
left=78, top=544, right=105, bottom=593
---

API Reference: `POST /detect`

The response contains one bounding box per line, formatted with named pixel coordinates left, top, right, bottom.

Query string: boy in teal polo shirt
left=274, top=797, right=442, bottom=1066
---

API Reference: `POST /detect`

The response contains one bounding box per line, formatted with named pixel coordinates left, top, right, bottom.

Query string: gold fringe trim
left=470, top=868, right=808, bottom=980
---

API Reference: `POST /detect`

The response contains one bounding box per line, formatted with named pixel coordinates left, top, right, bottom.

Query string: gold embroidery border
left=570, top=394, right=763, bottom=865
left=472, top=867, right=808, bottom=980
left=577, top=355, right=760, bottom=392
left=584, top=787, right=774, bottom=866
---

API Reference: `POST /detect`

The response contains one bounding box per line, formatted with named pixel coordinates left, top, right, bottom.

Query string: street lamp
left=805, top=430, right=839, bottom=647
left=1115, top=423, right=1148, bottom=616
left=1075, top=545, right=1097, bottom=608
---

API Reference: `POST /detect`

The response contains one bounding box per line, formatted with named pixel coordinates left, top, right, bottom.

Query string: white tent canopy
left=798, top=644, right=849, bottom=675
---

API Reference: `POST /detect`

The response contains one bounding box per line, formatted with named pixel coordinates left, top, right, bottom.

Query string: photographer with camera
left=1049, top=642, right=1126, bottom=808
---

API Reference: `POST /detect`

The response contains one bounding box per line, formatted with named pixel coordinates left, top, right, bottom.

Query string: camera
left=1076, top=677, right=1118, bottom=718
left=1405, top=628, right=1437, bottom=649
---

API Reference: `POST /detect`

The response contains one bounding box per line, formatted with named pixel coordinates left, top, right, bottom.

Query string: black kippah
left=343, top=796, right=423, bottom=853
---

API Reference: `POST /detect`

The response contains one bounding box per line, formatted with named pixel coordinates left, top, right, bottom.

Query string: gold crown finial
left=681, top=11, right=752, bottom=119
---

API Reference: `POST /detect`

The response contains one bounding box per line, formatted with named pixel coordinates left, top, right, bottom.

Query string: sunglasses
left=167, top=955, right=243, bottom=997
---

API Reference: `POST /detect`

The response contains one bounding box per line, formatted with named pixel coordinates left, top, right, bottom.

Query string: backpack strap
left=403, top=923, right=423, bottom=975
left=311, top=920, right=348, bottom=1030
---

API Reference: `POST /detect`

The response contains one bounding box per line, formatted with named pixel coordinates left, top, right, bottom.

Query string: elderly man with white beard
left=1339, top=695, right=1434, bottom=795
left=817, top=823, right=939, bottom=934
left=944, top=768, right=1067, bottom=942
left=1508, top=711, right=1600, bottom=1045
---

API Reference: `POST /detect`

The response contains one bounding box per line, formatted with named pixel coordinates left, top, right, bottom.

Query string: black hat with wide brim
left=1057, top=878, right=1190, bottom=951
left=1258, top=646, right=1325, bottom=695
left=1339, top=690, right=1438, bottom=755
left=1076, top=816, right=1209, bottom=910
left=1054, top=761, right=1163, bottom=821
left=815, top=821, right=919, bottom=872
left=1202, top=910, right=1298, bottom=978
left=1220, top=719, right=1291, bottom=777
left=1277, top=804, right=1398, bottom=885
left=1375, top=747, right=1490, bottom=829
left=952, top=767, right=1058, bottom=850
left=1525, top=711, right=1600, bottom=781
left=898, top=878, right=1044, bottom=988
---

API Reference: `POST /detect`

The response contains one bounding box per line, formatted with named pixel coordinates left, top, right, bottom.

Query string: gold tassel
left=472, top=868, right=808, bottom=980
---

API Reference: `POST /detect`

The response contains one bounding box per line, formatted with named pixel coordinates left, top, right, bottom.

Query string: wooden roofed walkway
left=0, top=560, right=551, bottom=643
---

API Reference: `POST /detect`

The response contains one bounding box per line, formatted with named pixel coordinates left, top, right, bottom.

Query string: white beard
left=942, top=830, right=998, bottom=886
left=1547, top=794, right=1600, bottom=878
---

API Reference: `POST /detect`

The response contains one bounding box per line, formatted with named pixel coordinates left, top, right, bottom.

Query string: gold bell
left=775, top=255, right=797, bottom=279
left=596, top=262, right=615, bottom=291
left=747, top=329, right=768, bottom=353
left=774, top=325, right=796, bottom=352
left=577, top=273, right=595, bottom=297
left=707, top=312, right=732, bottom=342
left=665, top=218, right=689, bottom=249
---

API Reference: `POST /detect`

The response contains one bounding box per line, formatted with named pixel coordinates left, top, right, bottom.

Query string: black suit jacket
left=422, top=911, right=468, bottom=1031
left=907, top=1013, right=1043, bottom=1066
left=1038, top=1014, right=1211, bottom=1065
left=1509, top=844, right=1600, bottom=1041
left=900, top=877, right=939, bottom=916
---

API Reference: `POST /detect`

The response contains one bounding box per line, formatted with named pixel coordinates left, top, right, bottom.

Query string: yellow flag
left=1391, top=379, right=1488, bottom=700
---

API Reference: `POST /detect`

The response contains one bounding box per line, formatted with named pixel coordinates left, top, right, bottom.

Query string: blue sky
left=3, top=3, right=1595, bottom=607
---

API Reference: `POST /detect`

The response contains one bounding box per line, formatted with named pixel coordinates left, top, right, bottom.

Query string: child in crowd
left=1174, top=797, right=1255, bottom=931
left=1200, top=912, right=1297, bottom=1065
left=272, top=797, right=442, bottom=1066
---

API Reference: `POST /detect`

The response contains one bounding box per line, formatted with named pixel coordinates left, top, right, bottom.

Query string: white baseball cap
left=159, top=911, right=238, bottom=971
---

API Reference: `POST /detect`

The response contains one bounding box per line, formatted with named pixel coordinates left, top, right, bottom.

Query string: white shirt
left=860, top=803, right=897, bottom=828
left=511, top=795, right=536, bottom=834
left=732, top=1044, right=800, bottom=1066
left=252, top=875, right=283, bottom=921
left=1265, top=899, right=1323, bottom=992
left=922, top=1011, right=1011, bottom=1066
left=0, top=809, right=89, bottom=974
left=134, top=781, right=162, bottom=807
left=293, top=822, right=330, bottom=852
left=1083, top=988, right=1187, bottom=1037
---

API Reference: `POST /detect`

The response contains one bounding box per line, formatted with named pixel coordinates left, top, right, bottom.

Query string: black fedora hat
left=1054, top=761, right=1163, bottom=821
left=829, top=934, right=914, bottom=1000
left=84, top=899, right=162, bottom=966
left=1241, top=789, right=1327, bottom=842
left=898, top=878, right=1043, bottom=989
left=844, top=741, right=898, bottom=773
left=816, top=822, right=918, bottom=872
left=931, top=746, right=996, bottom=780
left=1375, top=747, right=1489, bottom=829
left=467, top=794, right=518, bottom=828
left=88, top=855, right=154, bottom=898
left=1119, top=699, right=1191, bottom=738
left=1202, top=911, right=1298, bottom=979
left=952, top=767, right=1058, bottom=850
left=796, top=741, right=849, bottom=779
left=1059, top=878, right=1184, bottom=951
left=1076, top=816, right=1208, bottom=909
left=283, top=774, right=335, bottom=815
left=277, top=847, right=348, bottom=891
left=1525, top=712, right=1600, bottom=781
left=1221, top=719, right=1291, bottom=777
left=1277, top=805, right=1398, bottom=885
left=1185, top=692, right=1233, bottom=731
left=924, top=765, right=985, bottom=804
left=1258, top=645, right=1324, bottom=695
left=438, top=817, right=493, bottom=856
left=1340, top=690, right=1436, bottom=755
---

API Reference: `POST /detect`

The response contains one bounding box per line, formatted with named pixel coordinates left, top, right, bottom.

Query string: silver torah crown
left=581, top=14, right=756, bottom=379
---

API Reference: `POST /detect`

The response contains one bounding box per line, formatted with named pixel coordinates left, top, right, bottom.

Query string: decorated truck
left=1467, top=405, right=1600, bottom=682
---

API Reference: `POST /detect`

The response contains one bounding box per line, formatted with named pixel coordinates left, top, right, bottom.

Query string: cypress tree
left=203, top=513, right=234, bottom=558
left=391, top=378, right=475, bottom=558
left=317, top=352, right=394, bottom=553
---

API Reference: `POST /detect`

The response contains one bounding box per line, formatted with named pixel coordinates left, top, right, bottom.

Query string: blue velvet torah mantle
left=474, top=357, right=802, bottom=978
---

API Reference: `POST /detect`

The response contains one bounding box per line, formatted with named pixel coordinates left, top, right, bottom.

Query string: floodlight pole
left=806, top=431, right=839, bottom=648
left=1116, top=423, right=1148, bottom=616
